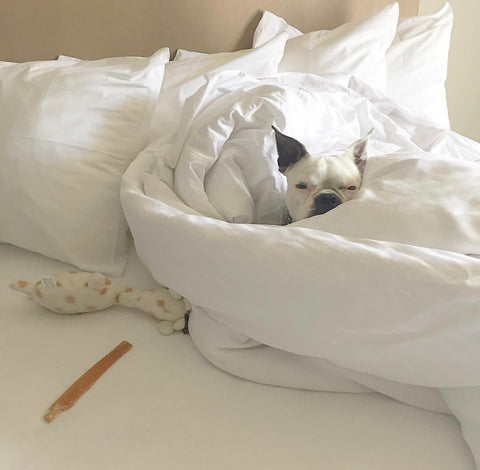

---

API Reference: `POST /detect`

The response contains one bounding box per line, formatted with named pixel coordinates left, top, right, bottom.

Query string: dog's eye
left=296, top=182, right=308, bottom=189
left=347, top=185, right=357, bottom=191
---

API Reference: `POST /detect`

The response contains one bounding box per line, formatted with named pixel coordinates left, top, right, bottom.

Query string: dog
left=272, top=126, right=373, bottom=222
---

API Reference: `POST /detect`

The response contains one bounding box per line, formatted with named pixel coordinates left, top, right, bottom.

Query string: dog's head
left=272, top=126, right=373, bottom=222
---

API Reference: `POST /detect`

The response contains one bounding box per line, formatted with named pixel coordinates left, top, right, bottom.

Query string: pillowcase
left=56, top=55, right=81, bottom=62
left=252, top=4, right=399, bottom=93
left=173, top=49, right=206, bottom=61
left=150, top=33, right=287, bottom=138
left=254, top=3, right=453, bottom=128
left=252, top=10, right=303, bottom=43
left=387, top=3, right=453, bottom=128
left=0, top=48, right=169, bottom=275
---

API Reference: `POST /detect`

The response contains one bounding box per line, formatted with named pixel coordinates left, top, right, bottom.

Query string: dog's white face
left=273, top=127, right=372, bottom=222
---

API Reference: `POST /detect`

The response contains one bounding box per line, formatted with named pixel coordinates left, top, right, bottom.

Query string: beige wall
left=419, top=0, right=480, bottom=142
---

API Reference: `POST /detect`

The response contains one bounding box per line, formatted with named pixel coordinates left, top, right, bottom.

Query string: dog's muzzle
left=312, top=191, right=342, bottom=216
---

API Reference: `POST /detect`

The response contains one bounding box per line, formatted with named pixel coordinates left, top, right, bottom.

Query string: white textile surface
left=0, top=50, right=169, bottom=275
left=121, top=71, right=480, bottom=467
left=1, top=245, right=474, bottom=469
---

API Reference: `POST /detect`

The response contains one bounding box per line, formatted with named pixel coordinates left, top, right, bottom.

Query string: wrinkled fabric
left=122, top=71, right=480, bottom=467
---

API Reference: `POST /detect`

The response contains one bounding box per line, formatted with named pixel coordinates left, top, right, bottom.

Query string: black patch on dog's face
left=272, top=126, right=308, bottom=174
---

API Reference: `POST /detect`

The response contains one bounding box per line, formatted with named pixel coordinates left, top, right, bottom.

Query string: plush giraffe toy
left=10, top=271, right=191, bottom=335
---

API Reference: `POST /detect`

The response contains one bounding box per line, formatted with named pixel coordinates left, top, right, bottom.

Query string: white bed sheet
left=0, top=241, right=475, bottom=469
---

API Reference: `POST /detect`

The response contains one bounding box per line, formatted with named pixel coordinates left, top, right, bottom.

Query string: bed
left=1, top=1, right=479, bottom=468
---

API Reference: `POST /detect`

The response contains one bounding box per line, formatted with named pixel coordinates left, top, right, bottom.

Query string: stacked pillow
left=253, top=3, right=453, bottom=128
left=0, top=50, right=169, bottom=275
left=150, top=33, right=288, bottom=138
left=386, top=3, right=453, bottom=128
left=254, top=4, right=399, bottom=93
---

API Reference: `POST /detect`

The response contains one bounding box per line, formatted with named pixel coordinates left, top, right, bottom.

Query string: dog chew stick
left=44, top=340, right=133, bottom=423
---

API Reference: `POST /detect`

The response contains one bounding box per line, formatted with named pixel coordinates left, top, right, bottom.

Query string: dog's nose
left=313, top=192, right=342, bottom=215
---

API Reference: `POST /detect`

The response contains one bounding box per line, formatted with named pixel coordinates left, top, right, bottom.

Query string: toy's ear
left=344, top=128, right=374, bottom=174
left=272, top=126, right=308, bottom=174
left=10, top=279, right=33, bottom=295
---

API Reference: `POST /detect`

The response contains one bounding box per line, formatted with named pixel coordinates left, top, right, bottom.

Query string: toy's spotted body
left=10, top=271, right=191, bottom=335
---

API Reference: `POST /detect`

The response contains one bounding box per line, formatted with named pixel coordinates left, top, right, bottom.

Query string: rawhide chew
left=44, top=340, right=132, bottom=423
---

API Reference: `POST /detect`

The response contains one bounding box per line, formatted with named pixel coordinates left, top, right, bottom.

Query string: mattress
left=0, top=241, right=475, bottom=469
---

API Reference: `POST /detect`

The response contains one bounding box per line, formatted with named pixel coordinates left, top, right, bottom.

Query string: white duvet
left=121, top=71, right=480, bottom=466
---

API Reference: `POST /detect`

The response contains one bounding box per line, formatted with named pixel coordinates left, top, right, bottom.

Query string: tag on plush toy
left=41, top=277, right=56, bottom=288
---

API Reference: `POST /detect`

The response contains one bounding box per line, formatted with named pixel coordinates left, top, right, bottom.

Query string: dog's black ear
left=345, top=128, right=374, bottom=174
left=272, top=126, right=308, bottom=174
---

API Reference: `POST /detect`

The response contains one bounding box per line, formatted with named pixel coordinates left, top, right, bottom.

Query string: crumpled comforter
left=121, top=71, right=480, bottom=466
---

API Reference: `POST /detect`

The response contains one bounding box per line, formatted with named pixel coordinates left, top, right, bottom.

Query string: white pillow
left=0, top=49, right=169, bottom=275
left=253, top=10, right=303, bottom=43
left=254, top=3, right=453, bottom=128
left=252, top=4, right=399, bottom=93
left=387, top=3, right=453, bottom=128
left=56, top=55, right=81, bottom=62
left=173, top=49, right=206, bottom=61
left=150, top=33, right=287, bottom=138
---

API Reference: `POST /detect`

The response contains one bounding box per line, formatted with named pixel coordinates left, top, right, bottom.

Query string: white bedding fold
left=122, top=71, right=480, bottom=466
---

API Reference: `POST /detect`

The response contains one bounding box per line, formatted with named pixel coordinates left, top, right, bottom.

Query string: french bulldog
left=272, top=126, right=373, bottom=222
